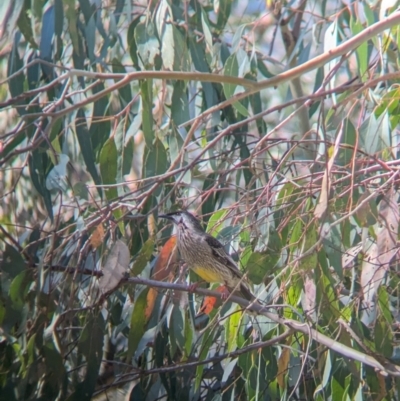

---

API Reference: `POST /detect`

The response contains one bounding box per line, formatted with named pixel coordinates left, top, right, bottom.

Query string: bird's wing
left=204, top=235, right=243, bottom=279
left=204, top=235, right=255, bottom=301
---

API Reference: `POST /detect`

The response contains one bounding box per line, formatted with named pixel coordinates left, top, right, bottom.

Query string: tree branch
left=125, top=276, right=400, bottom=377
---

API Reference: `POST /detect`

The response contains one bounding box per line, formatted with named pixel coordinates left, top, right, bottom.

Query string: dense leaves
left=1, top=0, right=400, bottom=400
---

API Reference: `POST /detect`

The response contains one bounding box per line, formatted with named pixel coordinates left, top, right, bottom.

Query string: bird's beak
left=159, top=214, right=173, bottom=221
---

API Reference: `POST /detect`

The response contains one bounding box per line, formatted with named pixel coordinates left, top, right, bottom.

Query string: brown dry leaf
left=355, top=190, right=378, bottom=227
left=277, top=345, right=291, bottom=388
left=377, top=186, right=399, bottom=266
left=99, top=240, right=130, bottom=294
left=302, top=274, right=316, bottom=322
left=342, top=243, right=362, bottom=269
left=90, top=224, right=105, bottom=249
left=145, top=236, right=178, bottom=320
left=360, top=240, right=382, bottom=326
left=360, top=188, right=399, bottom=326
left=314, top=122, right=343, bottom=220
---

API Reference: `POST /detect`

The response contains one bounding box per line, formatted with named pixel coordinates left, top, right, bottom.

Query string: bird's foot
left=220, top=286, right=231, bottom=300
left=189, top=282, right=200, bottom=293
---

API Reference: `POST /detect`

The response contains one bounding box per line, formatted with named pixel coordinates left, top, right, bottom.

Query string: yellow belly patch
left=192, top=267, right=221, bottom=283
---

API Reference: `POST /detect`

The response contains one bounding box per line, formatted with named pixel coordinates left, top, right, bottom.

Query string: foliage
left=1, top=0, right=400, bottom=399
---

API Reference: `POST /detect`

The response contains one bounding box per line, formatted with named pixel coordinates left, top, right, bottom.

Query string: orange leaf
left=89, top=224, right=105, bottom=249
left=145, top=236, right=178, bottom=320
left=277, top=344, right=291, bottom=388
left=199, top=286, right=227, bottom=315
left=151, top=235, right=177, bottom=281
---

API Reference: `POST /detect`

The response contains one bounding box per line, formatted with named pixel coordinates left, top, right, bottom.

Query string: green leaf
left=127, top=288, right=149, bottom=361
left=201, top=173, right=218, bottom=220
left=1, top=244, right=26, bottom=277
left=201, top=10, right=213, bottom=54
left=188, top=36, right=218, bottom=109
left=298, top=220, right=318, bottom=272
left=88, top=83, right=110, bottom=158
left=246, top=252, right=268, bottom=285
left=184, top=311, right=194, bottom=357
left=99, top=137, right=118, bottom=201
left=206, top=209, right=228, bottom=235
left=127, top=17, right=141, bottom=68
left=65, top=0, right=80, bottom=58
left=351, top=17, right=368, bottom=81
left=171, top=81, right=189, bottom=126
left=17, top=0, right=38, bottom=49
left=223, top=53, right=249, bottom=116
left=338, top=118, right=357, bottom=166
left=28, top=149, right=54, bottom=220
left=112, top=58, right=132, bottom=105
left=225, top=307, right=241, bottom=352
left=140, top=79, right=154, bottom=148
left=171, top=25, right=190, bottom=71
left=7, top=32, right=26, bottom=116
left=9, top=270, right=31, bottom=310
left=354, top=189, right=378, bottom=228
left=130, top=383, right=146, bottom=401
left=195, top=326, right=217, bottom=391
left=284, top=277, right=302, bottom=318
left=135, top=20, right=160, bottom=68
left=323, top=223, right=343, bottom=280
left=359, top=112, right=387, bottom=154
left=249, top=91, right=267, bottom=136
left=378, top=286, right=393, bottom=325
left=169, top=305, right=185, bottom=355
left=223, top=54, right=238, bottom=99
left=143, top=138, right=168, bottom=195
left=374, top=315, right=393, bottom=359
left=215, top=0, right=232, bottom=32
left=39, top=5, right=55, bottom=79
left=131, top=238, right=155, bottom=277
left=68, top=313, right=105, bottom=401
left=257, top=58, right=274, bottom=79
left=43, top=344, right=67, bottom=396
left=114, top=120, right=134, bottom=194
left=76, top=108, right=102, bottom=195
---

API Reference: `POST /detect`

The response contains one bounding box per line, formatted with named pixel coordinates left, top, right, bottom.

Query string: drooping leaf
left=99, top=136, right=118, bottom=201
left=112, top=58, right=132, bottom=106
left=135, top=20, right=160, bottom=68
left=28, top=149, right=54, bottom=220
left=89, top=82, right=111, bottom=160
left=214, top=0, right=232, bottom=32
left=171, top=81, right=189, bottom=126
left=131, top=238, right=155, bottom=277
left=351, top=16, right=368, bottom=81
left=7, top=31, right=26, bottom=115
left=354, top=189, right=378, bottom=228
left=68, top=313, right=105, bottom=401
left=17, top=0, right=38, bottom=49
left=1, top=244, right=26, bottom=277
left=99, top=240, right=130, bottom=294
left=145, top=236, right=177, bottom=320
left=76, top=108, right=102, bottom=194
left=45, top=154, right=69, bottom=192
left=39, top=5, right=55, bottom=79
left=127, top=287, right=149, bottom=361
left=140, top=79, right=154, bottom=148
left=143, top=138, right=168, bottom=196
left=377, top=186, right=399, bottom=266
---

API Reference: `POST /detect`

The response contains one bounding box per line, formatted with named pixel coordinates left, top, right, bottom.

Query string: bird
left=159, top=210, right=256, bottom=303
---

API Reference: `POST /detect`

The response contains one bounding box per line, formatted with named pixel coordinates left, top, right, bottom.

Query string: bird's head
left=159, top=210, right=204, bottom=232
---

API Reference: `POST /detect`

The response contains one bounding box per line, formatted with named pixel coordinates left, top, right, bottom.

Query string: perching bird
left=159, top=210, right=256, bottom=302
